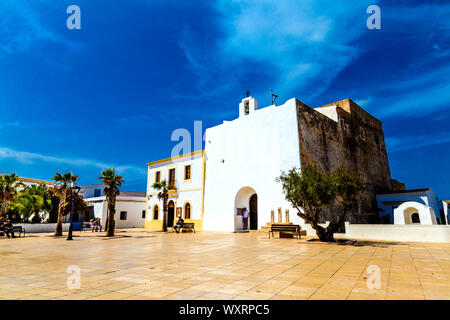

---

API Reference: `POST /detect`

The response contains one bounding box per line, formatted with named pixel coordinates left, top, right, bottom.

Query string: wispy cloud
left=371, top=63, right=450, bottom=118
left=354, top=97, right=373, bottom=107
left=178, top=27, right=236, bottom=99
left=0, top=146, right=146, bottom=175
left=0, top=1, right=83, bottom=55
left=179, top=0, right=377, bottom=102
left=362, top=3, right=450, bottom=118
left=386, top=133, right=450, bottom=153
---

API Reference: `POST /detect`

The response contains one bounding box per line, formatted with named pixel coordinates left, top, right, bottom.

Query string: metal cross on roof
left=270, top=88, right=278, bottom=104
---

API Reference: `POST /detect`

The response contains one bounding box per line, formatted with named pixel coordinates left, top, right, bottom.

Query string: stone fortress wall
left=296, top=98, right=404, bottom=223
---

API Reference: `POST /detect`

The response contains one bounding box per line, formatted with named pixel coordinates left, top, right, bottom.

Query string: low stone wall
left=13, top=223, right=70, bottom=233
left=344, top=222, right=450, bottom=243
left=302, top=221, right=450, bottom=243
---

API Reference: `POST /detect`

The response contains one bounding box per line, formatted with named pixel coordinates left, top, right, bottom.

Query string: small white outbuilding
left=84, top=190, right=146, bottom=229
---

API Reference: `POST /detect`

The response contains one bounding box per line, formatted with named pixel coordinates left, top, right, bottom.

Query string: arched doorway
left=249, top=194, right=258, bottom=230
left=168, top=200, right=175, bottom=227
left=394, top=201, right=437, bottom=225
left=404, top=207, right=420, bottom=224
left=234, top=186, right=257, bottom=232
left=184, top=202, right=191, bottom=219
left=153, top=205, right=159, bottom=220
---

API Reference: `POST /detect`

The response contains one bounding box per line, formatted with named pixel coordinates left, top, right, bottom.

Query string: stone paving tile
left=0, top=229, right=449, bottom=300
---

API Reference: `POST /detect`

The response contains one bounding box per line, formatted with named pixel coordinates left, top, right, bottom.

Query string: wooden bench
left=81, top=223, right=93, bottom=232
left=269, top=224, right=301, bottom=239
left=181, top=222, right=195, bottom=233
left=12, top=226, right=25, bottom=237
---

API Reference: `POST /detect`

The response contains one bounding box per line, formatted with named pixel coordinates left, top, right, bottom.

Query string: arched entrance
left=234, top=186, right=257, bottom=232
left=168, top=200, right=175, bottom=227
left=249, top=194, right=258, bottom=230
left=411, top=212, right=420, bottom=224
left=404, top=207, right=420, bottom=224
left=394, top=201, right=437, bottom=225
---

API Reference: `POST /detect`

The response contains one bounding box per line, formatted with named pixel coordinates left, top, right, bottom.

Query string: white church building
left=145, top=95, right=401, bottom=232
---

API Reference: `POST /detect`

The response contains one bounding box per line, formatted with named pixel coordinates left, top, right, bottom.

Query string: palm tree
left=53, top=172, right=78, bottom=236
left=0, top=173, right=23, bottom=224
left=13, top=184, right=49, bottom=223
left=98, top=168, right=123, bottom=237
left=152, top=179, right=175, bottom=232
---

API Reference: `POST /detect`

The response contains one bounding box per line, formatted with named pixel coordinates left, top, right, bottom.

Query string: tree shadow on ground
left=305, top=238, right=407, bottom=248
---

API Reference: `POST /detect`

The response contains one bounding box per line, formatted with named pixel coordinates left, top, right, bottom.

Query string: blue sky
left=0, top=0, right=449, bottom=198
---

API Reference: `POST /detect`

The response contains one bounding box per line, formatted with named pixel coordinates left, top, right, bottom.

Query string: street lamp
left=67, top=184, right=81, bottom=241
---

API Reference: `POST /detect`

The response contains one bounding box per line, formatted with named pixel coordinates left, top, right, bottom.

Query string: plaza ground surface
left=0, top=229, right=449, bottom=300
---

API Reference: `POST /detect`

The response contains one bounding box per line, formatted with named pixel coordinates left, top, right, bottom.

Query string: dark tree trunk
left=48, top=202, right=58, bottom=223
left=31, top=212, right=41, bottom=224
left=0, top=200, right=10, bottom=224
left=104, top=215, right=109, bottom=233
left=106, top=194, right=116, bottom=237
left=310, top=222, right=336, bottom=242
left=162, top=194, right=168, bottom=232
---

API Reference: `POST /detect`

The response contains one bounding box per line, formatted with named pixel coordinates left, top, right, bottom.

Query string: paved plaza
left=0, top=229, right=449, bottom=300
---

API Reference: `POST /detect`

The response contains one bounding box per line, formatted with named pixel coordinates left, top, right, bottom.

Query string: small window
left=94, top=189, right=101, bottom=197
left=184, top=203, right=191, bottom=219
left=411, top=213, right=420, bottom=224
left=120, top=211, right=127, bottom=220
left=244, top=101, right=249, bottom=115
left=153, top=206, right=159, bottom=220
left=142, top=210, right=146, bottom=219
left=184, top=165, right=191, bottom=180
left=359, top=127, right=366, bottom=141
left=155, top=171, right=161, bottom=183
left=374, top=134, right=379, bottom=146
left=169, top=168, right=176, bottom=186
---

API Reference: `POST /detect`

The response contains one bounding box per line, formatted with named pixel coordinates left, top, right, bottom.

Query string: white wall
left=393, top=201, right=437, bottom=225
left=345, top=222, right=450, bottom=243
left=377, top=191, right=429, bottom=223
left=376, top=189, right=444, bottom=224
left=203, top=97, right=303, bottom=232
left=80, top=184, right=104, bottom=198
left=88, top=197, right=146, bottom=229
left=13, top=223, right=70, bottom=233
left=114, top=200, right=146, bottom=228
left=443, top=202, right=449, bottom=224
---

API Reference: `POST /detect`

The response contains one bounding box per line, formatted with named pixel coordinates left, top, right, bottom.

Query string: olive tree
left=277, top=165, right=363, bottom=242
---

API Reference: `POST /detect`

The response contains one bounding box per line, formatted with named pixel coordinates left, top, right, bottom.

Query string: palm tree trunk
left=54, top=189, right=67, bottom=236
left=104, top=205, right=109, bottom=233
left=106, top=195, right=116, bottom=237
left=0, top=200, right=10, bottom=224
left=104, top=215, right=109, bottom=233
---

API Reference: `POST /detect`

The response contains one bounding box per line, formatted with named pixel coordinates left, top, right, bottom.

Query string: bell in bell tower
left=239, top=95, right=258, bottom=118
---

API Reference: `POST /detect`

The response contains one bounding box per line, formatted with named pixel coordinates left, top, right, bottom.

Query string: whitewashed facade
left=376, top=189, right=446, bottom=225
left=85, top=191, right=146, bottom=229
left=202, top=97, right=303, bottom=232
left=145, top=151, right=204, bottom=230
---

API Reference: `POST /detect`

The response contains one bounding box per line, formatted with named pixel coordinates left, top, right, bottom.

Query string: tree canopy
left=277, top=165, right=363, bottom=242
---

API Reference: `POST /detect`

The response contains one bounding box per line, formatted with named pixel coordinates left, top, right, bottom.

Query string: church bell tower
left=239, top=96, right=258, bottom=118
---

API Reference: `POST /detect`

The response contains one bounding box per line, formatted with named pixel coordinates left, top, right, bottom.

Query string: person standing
left=243, top=209, right=249, bottom=230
